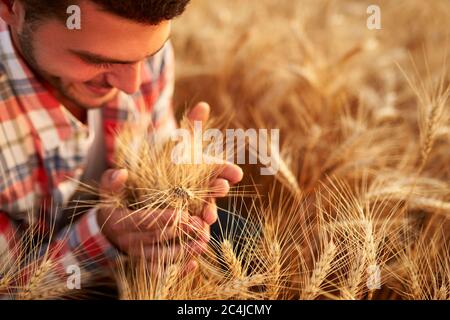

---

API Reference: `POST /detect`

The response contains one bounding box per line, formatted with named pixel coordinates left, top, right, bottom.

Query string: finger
left=179, top=217, right=210, bottom=256
left=209, top=178, right=230, bottom=198
left=203, top=159, right=244, bottom=185
left=186, top=217, right=211, bottom=245
left=145, top=259, right=199, bottom=278
left=100, top=169, right=128, bottom=196
left=182, top=259, right=198, bottom=275
left=154, top=240, right=208, bottom=261
left=97, top=207, right=130, bottom=232
left=146, top=260, right=199, bottom=278
left=128, top=242, right=184, bottom=261
left=141, top=207, right=181, bottom=230
left=187, top=237, right=210, bottom=256
left=127, top=208, right=180, bottom=231
left=180, top=215, right=203, bottom=239
left=198, top=222, right=211, bottom=244
left=115, top=226, right=180, bottom=248
left=216, top=162, right=244, bottom=185
left=187, top=102, right=210, bottom=124
left=201, top=199, right=218, bottom=226
left=111, top=208, right=184, bottom=233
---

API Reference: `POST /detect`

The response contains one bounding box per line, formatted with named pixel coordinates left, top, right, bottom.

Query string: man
left=0, top=0, right=243, bottom=289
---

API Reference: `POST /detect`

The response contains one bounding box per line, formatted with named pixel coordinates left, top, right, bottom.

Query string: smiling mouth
left=84, top=82, right=115, bottom=96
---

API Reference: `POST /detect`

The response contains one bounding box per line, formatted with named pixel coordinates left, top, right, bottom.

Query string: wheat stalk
left=158, top=264, right=180, bottom=299
left=18, top=259, right=55, bottom=300
left=221, top=240, right=245, bottom=280
left=302, top=240, right=336, bottom=300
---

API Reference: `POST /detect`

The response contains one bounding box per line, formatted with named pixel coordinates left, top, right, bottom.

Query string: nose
left=106, top=62, right=143, bottom=95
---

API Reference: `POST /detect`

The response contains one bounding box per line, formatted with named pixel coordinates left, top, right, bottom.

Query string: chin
left=66, top=86, right=119, bottom=109
left=70, top=96, right=111, bottom=109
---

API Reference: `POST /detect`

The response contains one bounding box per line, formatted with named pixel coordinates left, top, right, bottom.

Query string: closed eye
left=71, top=35, right=170, bottom=70
left=91, top=62, right=115, bottom=69
left=77, top=55, right=117, bottom=69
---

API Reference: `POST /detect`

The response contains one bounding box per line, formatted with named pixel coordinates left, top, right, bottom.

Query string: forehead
left=34, top=1, right=171, bottom=61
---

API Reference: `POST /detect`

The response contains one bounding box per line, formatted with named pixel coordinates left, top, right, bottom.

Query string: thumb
left=100, top=169, right=128, bottom=195
left=187, top=102, right=210, bottom=125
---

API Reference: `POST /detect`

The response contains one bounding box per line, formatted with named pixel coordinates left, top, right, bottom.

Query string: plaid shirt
left=0, top=20, right=177, bottom=287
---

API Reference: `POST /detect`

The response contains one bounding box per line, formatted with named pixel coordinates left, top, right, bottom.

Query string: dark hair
left=19, top=0, right=190, bottom=25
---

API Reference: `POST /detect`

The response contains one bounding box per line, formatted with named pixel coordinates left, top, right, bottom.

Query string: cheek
left=33, top=44, right=103, bottom=82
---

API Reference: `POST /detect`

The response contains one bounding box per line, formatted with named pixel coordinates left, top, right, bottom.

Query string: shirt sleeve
left=54, top=206, right=120, bottom=272
left=0, top=211, right=18, bottom=276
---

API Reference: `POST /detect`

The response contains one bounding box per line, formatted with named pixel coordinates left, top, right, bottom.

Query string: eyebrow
left=70, top=36, right=170, bottom=65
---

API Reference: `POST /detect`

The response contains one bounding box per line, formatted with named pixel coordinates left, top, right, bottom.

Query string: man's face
left=14, top=1, right=171, bottom=109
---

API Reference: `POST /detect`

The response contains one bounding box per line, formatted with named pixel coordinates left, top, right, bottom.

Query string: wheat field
left=169, top=0, right=450, bottom=300
left=1, top=0, right=449, bottom=300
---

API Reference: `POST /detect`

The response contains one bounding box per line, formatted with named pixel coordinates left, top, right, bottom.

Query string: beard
left=16, top=23, right=118, bottom=109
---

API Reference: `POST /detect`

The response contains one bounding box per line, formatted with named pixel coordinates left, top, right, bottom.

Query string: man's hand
left=97, top=169, right=209, bottom=269
left=186, top=102, right=244, bottom=226
left=97, top=102, right=243, bottom=273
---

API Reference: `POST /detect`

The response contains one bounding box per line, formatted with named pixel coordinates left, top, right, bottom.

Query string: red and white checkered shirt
left=0, top=19, right=177, bottom=284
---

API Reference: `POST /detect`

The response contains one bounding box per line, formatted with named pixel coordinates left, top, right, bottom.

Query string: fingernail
left=111, top=169, right=123, bottom=182
left=192, top=216, right=203, bottom=228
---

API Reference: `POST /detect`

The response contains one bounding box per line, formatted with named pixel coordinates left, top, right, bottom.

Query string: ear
left=0, top=0, right=23, bottom=27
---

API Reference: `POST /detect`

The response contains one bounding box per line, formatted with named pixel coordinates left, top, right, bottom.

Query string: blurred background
left=172, top=0, right=449, bottom=197
left=168, top=0, right=450, bottom=300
